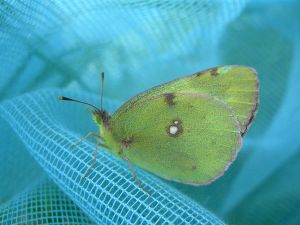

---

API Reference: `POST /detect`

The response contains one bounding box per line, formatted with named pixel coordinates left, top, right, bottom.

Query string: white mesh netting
left=0, top=177, right=94, bottom=225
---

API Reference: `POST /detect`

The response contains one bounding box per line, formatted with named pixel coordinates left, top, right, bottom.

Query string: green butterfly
left=59, top=65, right=258, bottom=189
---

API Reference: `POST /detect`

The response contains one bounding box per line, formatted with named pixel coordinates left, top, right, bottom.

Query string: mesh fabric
left=0, top=89, right=224, bottom=225
left=0, top=178, right=94, bottom=225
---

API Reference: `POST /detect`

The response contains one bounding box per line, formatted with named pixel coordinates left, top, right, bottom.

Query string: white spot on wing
left=169, top=125, right=178, bottom=135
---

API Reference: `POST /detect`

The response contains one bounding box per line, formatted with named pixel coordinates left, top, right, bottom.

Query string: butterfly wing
left=110, top=93, right=241, bottom=185
left=115, top=65, right=258, bottom=135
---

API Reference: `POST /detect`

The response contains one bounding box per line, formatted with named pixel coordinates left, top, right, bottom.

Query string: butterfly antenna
left=58, top=96, right=100, bottom=111
left=101, top=72, right=104, bottom=111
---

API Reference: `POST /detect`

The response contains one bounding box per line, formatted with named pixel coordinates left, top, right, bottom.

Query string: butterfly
left=59, top=65, right=258, bottom=192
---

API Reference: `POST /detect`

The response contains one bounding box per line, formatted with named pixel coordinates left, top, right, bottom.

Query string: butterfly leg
left=71, top=131, right=104, bottom=149
left=123, top=156, right=151, bottom=196
left=82, top=142, right=101, bottom=179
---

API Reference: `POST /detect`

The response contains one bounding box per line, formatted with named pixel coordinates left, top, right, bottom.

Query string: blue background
left=1, top=1, right=299, bottom=224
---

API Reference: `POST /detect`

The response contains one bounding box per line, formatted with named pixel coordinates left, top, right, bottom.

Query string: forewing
left=110, top=93, right=242, bottom=185
left=115, top=65, right=258, bottom=134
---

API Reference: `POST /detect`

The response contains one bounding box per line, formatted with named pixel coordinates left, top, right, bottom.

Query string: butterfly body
left=91, top=65, right=259, bottom=185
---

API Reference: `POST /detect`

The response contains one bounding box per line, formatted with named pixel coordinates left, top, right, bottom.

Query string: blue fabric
left=1, top=1, right=299, bottom=224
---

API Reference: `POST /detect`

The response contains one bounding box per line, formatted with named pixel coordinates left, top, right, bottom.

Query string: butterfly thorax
left=92, top=110, right=123, bottom=157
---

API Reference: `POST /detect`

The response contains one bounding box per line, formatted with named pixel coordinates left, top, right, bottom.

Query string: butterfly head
left=58, top=72, right=110, bottom=128
left=92, top=109, right=111, bottom=130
